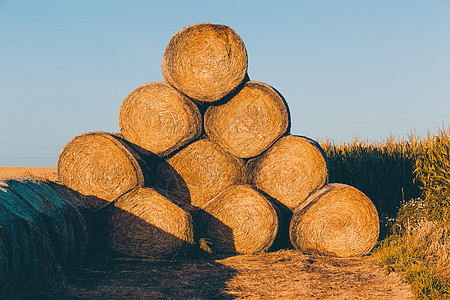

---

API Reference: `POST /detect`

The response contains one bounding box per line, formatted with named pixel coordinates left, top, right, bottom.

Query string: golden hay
left=57, top=131, right=148, bottom=209
left=162, top=23, right=248, bottom=103
left=249, top=135, right=328, bottom=211
left=204, top=81, right=290, bottom=158
left=155, top=138, right=247, bottom=208
left=101, top=187, right=195, bottom=258
left=118, top=81, right=202, bottom=157
left=289, top=183, right=380, bottom=258
left=199, top=184, right=279, bottom=255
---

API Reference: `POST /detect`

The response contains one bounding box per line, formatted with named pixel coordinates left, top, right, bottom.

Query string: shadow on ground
left=65, top=254, right=237, bottom=299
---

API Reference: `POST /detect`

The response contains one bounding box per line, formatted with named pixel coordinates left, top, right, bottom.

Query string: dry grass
left=118, top=81, right=202, bottom=157
left=204, top=81, right=289, bottom=158
left=0, top=167, right=58, bottom=181
left=373, top=210, right=450, bottom=299
left=162, top=23, right=248, bottom=103
left=65, top=250, right=412, bottom=299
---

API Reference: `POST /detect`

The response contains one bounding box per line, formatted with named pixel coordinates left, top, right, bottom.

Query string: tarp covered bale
left=57, top=131, right=149, bottom=209
left=0, top=185, right=66, bottom=299
left=101, top=187, right=195, bottom=258
left=119, top=81, right=202, bottom=157
left=289, top=183, right=380, bottom=258
left=249, top=135, right=328, bottom=211
left=162, top=23, right=248, bottom=103
left=199, top=184, right=279, bottom=255
left=205, top=81, right=290, bottom=158
left=155, top=139, right=247, bottom=208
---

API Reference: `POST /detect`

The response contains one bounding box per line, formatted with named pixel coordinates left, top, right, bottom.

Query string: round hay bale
left=204, top=81, right=290, bottom=158
left=102, top=187, right=195, bottom=258
left=1, top=178, right=70, bottom=264
left=199, top=184, right=279, bottom=255
left=289, top=183, right=380, bottom=258
left=0, top=186, right=66, bottom=299
left=21, top=178, right=89, bottom=266
left=155, top=139, right=247, bottom=208
left=1, top=178, right=89, bottom=267
left=249, top=135, right=328, bottom=211
left=57, top=131, right=148, bottom=208
left=162, top=23, right=248, bottom=103
left=119, top=81, right=202, bottom=157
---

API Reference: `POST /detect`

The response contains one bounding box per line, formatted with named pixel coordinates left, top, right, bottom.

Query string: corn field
left=320, top=127, right=450, bottom=236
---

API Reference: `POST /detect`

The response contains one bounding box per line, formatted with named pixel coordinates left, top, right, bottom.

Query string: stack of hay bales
left=56, top=22, right=379, bottom=259
left=0, top=178, right=90, bottom=299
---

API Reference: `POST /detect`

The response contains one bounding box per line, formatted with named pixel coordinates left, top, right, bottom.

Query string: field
left=0, top=166, right=412, bottom=299
left=3, top=129, right=450, bottom=299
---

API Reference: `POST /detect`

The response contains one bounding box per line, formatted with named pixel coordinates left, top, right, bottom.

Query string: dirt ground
left=0, top=167, right=413, bottom=299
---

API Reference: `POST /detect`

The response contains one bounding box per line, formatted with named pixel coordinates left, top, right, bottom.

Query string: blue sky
left=1, top=0, right=449, bottom=167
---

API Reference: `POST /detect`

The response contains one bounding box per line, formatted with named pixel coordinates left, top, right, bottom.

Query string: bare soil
left=0, top=167, right=413, bottom=299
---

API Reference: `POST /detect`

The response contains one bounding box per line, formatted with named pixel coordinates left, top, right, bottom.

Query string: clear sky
left=1, top=0, right=449, bottom=167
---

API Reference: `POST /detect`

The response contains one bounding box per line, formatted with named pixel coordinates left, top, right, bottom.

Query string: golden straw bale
left=162, top=23, right=248, bottom=103
left=290, top=183, right=380, bottom=258
left=199, top=184, right=279, bottom=255
left=204, top=81, right=289, bottom=158
left=249, top=135, right=328, bottom=211
left=118, top=81, right=202, bottom=157
left=57, top=131, right=148, bottom=208
left=102, top=187, right=195, bottom=258
left=155, top=139, right=247, bottom=208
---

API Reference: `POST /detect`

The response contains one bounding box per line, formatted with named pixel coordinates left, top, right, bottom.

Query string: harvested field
left=0, top=167, right=413, bottom=299
left=65, top=250, right=412, bottom=299
left=0, top=167, right=57, bottom=181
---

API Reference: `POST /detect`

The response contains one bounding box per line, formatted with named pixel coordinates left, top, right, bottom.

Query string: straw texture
left=0, top=178, right=89, bottom=267
left=0, top=179, right=85, bottom=299
left=205, top=81, right=290, bottom=158
left=289, top=183, right=380, bottom=258
left=199, top=184, right=279, bottom=255
left=102, top=187, right=195, bottom=258
left=155, top=139, right=247, bottom=208
left=162, top=23, right=248, bottom=103
left=249, top=135, right=328, bottom=211
left=118, top=81, right=202, bottom=157
left=57, top=131, right=147, bottom=208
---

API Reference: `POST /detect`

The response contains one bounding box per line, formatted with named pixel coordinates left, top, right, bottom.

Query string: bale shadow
left=65, top=190, right=238, bottom=299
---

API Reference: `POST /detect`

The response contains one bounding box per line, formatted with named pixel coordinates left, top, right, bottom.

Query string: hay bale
left=1, top=178, right=89, bottom=267
left=155, top=139, right=247, bottom=208
left=102, top=187, right=195, bottom=258
left=162, top=23, right=248, bottom=103
left=0, top=186, right=66, bottom=299
left=21, top=178, right=89, bottom=266
left=289, top=183, right=380, bottom=257
left=249, top=135, right=328, bottom=211
left=199, top=184, right=279, bottom=255
left=204, top=81, right=290, bottom=158
left=118, top=81, right=202, bottom=157
left=57, top=131, right=149, bottom=208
